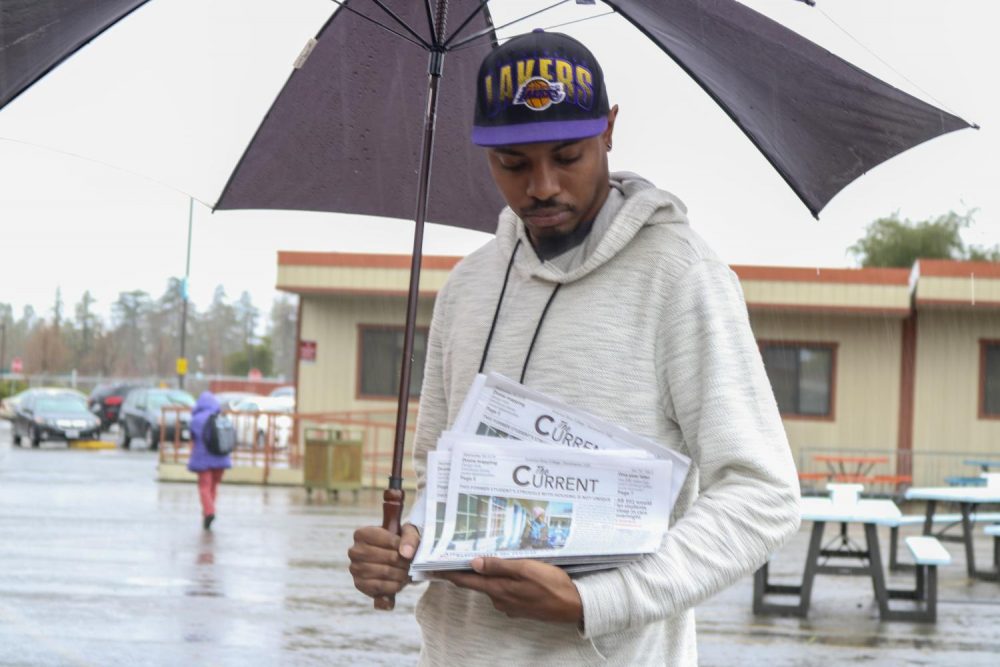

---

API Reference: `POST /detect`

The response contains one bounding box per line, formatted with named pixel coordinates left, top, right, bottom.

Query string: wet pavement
left=1, top=421, right=998, bottom=666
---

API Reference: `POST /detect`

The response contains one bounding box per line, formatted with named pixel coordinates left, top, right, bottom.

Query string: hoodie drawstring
left=478, top=238, right=562, bottom=384
left=478, top=240, right=521, bottom=374
left=519, top=283, right=561, bottom=383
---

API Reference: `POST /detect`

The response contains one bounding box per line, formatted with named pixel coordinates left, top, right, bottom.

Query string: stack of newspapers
left=410, top=373, right=690, bottom=579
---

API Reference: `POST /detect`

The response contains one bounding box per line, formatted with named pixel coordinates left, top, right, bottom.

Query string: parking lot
left=1, top=419, right=999, bottom=666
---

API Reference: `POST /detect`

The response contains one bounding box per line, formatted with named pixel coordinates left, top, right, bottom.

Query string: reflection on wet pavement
left=0, top=432, right=421, bottom=666
left=1, top=425, right=998, bottom=665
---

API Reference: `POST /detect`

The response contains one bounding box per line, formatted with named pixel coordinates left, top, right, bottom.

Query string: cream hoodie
left=409, top=173, right=800, bottom=665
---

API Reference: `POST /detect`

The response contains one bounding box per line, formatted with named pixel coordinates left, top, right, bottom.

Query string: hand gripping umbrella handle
left=375, top=487, right=406, bottom=610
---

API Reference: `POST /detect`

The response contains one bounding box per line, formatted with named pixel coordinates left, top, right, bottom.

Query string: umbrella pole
left=376, top=47, right=446, bottom=612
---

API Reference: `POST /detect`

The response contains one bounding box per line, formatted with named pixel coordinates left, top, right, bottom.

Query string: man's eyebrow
left=492, top=140, right=583, bottom=157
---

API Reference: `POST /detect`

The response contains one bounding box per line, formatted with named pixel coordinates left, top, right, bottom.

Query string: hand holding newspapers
left=410, top=373, right=690, bottom=577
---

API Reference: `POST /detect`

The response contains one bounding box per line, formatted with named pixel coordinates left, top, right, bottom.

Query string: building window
left=358, top=326, right=428, bottom=399
left=760, top=342, right=835, bottom=418
left=982, top=341, right=1000, bottom=418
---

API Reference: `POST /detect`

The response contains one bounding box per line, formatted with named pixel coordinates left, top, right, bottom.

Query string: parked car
left=10, top=390, right=101, bottom=448
left=88, top=382, right=145, bottom=431
left=269, top=385, right=295, bottom=399
left=231, top=396, right=295, bottom=448
left=214, top=391, right=262, bottom=412
left=118, top=388, right=195, bottom=450
left=3, top=387, right=87, bottom=421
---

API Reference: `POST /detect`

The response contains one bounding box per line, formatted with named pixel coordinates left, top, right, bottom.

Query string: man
left=521, top=506, right=549, bottom=550
left=349, top=30, right=800, bottom=665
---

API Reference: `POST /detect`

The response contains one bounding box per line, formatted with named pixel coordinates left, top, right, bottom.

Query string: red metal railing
left=158, top=407, right=419, bottom=488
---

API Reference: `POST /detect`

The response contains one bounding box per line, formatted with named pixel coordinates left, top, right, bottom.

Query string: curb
left=69, top=440, right=117, bottom=450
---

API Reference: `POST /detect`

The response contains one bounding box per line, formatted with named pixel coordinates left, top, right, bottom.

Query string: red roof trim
left=732, top=265, right=910, bottom=285
left=917, top=260, right=1000, bottom=278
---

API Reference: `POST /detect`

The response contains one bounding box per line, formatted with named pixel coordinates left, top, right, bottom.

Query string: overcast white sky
left=0, top=0, right=996, bottom=323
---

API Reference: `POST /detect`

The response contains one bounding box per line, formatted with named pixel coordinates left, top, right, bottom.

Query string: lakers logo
left=513, top=77, right=566, bottom=112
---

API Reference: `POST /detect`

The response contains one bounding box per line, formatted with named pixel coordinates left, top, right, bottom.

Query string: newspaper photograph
left=412, top=439, right=672, bottom=572
left=451, top=373, right=691, bottom=507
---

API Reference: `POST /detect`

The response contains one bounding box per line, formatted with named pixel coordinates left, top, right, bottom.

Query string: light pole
left=178, top=197, right=193, bottom=389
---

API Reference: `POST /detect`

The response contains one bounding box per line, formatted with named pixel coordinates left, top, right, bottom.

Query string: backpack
left=204, top=413, right=237, bottom=456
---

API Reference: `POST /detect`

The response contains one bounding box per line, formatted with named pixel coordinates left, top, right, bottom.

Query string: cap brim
left=472, top=117, right=608, bottom=147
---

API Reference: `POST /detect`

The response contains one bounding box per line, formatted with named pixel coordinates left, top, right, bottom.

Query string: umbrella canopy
left=0, top=0, right=152, bottom=109
left=1, top=0, right=973, bottom=221
left=214, top=0, right=504, bottom=232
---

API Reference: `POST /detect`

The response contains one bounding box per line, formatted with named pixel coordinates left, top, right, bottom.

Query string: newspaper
left=409, top=374, right=690, bottom=576
left=411, top=439, right=672, bottom=573
left=410, top=435, right=652, bottom=577
left=453, top=373, right=690, bottom=506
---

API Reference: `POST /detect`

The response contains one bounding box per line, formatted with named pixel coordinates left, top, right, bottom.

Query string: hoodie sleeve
left=574, top=259, right=801, bottom=638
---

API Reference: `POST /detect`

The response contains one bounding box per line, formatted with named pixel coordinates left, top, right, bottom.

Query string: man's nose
left=526, top=162, right=560, bottom=201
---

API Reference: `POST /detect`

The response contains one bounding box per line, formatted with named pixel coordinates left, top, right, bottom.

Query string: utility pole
left=0, top=321, right=6, bottom=375
left=177, top=197, right=194, bottom=389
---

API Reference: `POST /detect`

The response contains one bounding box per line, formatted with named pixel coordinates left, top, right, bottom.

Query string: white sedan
left=229, top=396, right=295, bottom=449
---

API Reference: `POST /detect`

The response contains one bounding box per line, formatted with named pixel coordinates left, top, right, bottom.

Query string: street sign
left=10, top=357, right=23, bottom=374
left=248, top=368, right=262, bottom=381
left=300, top=340, right=317, bottom=363
left=176, top=357, right=188, bottom=376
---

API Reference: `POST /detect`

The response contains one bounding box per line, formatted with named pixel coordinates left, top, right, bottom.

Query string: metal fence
left=797, top=446, right=991, bottom=497
left=157, top=407, right=419, bottom=488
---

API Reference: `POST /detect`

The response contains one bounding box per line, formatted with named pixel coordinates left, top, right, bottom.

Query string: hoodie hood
left=193, top=391, right=220, bottom=416
left=496, top=172, right=689, bottom=284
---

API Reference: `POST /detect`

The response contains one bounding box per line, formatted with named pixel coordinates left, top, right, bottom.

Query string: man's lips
left=523, top=208, right=573, bottom=228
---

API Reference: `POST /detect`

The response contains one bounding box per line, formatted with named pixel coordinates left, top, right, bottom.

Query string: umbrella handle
left=374, top=487, right=406, bottom=610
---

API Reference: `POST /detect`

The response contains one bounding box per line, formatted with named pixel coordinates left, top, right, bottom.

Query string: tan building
left=278, top=253, right=1000, bottom=488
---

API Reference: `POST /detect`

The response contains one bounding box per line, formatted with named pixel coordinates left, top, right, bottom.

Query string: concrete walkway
left=1, top=424, right=998, bottom=666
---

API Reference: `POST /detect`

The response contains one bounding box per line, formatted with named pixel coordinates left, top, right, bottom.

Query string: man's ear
left=603, top=105, right=619, bottom=150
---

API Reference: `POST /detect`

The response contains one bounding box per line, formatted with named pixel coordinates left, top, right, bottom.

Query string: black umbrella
left=1, top=0, right=975, bottom=607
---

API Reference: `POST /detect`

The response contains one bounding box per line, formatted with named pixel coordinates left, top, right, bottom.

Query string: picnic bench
left=904, top=486, right=1000, bottom=581
left=887, top=511, right=1000, bottom=570
left=986, top=524, right=1000, bottom=571
left=886, top=536, right=950, bottom=622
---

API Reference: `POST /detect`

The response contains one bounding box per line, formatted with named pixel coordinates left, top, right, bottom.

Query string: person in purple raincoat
left=188, top=392, right=231, bottom=530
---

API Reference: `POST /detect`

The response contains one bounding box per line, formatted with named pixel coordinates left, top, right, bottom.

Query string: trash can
left=303, top=427, right=363, bottom=500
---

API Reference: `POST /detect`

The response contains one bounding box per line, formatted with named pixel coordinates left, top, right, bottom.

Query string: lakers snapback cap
left=472, top=30, right=610, bottom=146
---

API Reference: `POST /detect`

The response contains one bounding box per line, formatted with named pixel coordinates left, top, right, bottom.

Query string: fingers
left=471, top=556, right=526, bottom=578
left=348, top=524, right=418, bottom=602
left=354, top=575, right=408, bottom=599
left=399, top=523, right=421, bottom=560
left=435, top=571, right=495, bottom=594
left=353, top=525, right=401, bottom=551
left=349, top=560, right=411, bottom=584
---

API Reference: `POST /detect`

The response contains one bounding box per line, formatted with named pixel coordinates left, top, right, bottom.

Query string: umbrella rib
left=533, top=9, right=616, bottom=34
left=328, top=0, right=429, bottom=50
left=441, top=0, right=491, bottom=49
left=366, top=0, right=433, bottom=49
left=423, top=0, right=440, bottom=47
left=446, top=0, right=573, bottom=51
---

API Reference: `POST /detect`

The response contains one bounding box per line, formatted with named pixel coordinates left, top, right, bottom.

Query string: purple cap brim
left=472, top=117, right=608, bottom=147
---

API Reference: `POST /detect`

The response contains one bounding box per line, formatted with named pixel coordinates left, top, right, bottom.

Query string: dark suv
left=88, top=382, right=144, bottom=431
left=118, top=388, right=194, bottom=450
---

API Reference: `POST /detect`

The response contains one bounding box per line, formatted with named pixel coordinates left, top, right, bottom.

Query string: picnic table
left=964, top=459, right=1000, bottom=473
left=753, top=497, right=903, bottom=620
left=904, top=486, right=1000, bottom=581
left=814, top=454, right=888, bottom=481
